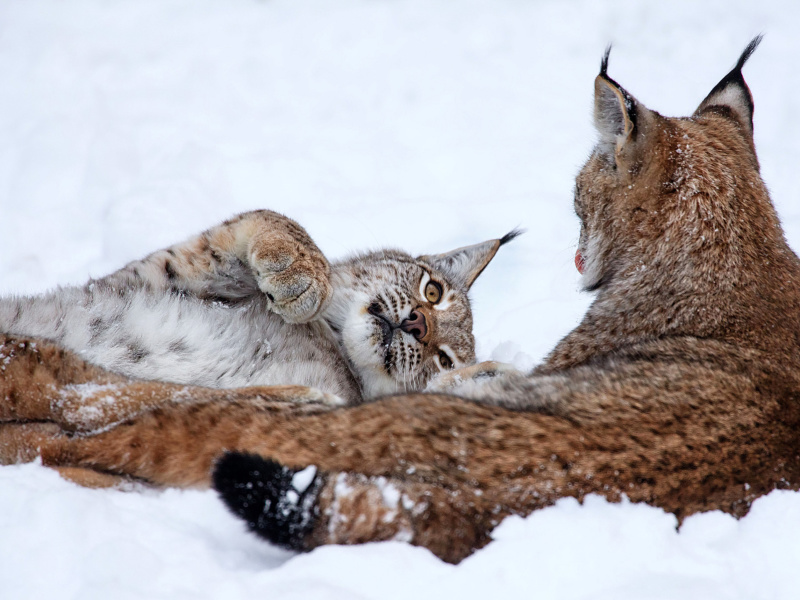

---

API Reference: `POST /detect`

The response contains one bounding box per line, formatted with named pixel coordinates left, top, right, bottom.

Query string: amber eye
left=424, top=281, right=443, bottom=304
left=438, top=350, right=453, bottom=370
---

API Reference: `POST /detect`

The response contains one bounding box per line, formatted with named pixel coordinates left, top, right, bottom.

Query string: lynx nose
left=399, top=310, right=428, bottom=341
left=575, top=249, right=585, bottom=274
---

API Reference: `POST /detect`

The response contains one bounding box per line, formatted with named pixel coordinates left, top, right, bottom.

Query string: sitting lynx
left=3, top=37, right=800, bottom=564
left=0, top=209, right=515, bottom=419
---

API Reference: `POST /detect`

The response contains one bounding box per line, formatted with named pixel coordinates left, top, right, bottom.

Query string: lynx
left=2, top=37, right=800, bottom=564
left=0, top=208, right=515, bottom=423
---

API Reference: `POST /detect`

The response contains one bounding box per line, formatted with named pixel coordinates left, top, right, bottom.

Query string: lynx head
left=573, top=36, right=780, bottom=298
left=325, top=233, right=519, bottom=399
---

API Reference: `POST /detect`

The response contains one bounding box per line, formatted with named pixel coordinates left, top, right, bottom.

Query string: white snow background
left=2, top=1, right=800, bottom=598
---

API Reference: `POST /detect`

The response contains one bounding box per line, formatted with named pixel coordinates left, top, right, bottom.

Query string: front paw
left=249, top=237, right=332, bottom=324
left=425, top=361, right=519, bottom=393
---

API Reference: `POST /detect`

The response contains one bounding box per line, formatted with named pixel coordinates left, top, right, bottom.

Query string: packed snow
left=2, top=1, right=800, bottom=598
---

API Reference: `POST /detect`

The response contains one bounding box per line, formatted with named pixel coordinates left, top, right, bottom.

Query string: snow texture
left=2, top=0, right=800, bottom=598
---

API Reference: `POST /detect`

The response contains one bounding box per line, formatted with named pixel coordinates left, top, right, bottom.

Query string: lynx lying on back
left=0, top=210, right=514, bottom=407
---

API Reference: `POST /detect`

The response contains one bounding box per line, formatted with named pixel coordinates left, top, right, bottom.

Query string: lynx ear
left=694, top=35, right=762, bottom=135
left=594, top=46, right=640, bottom=158
left=419, top=230, right=522, bottom=290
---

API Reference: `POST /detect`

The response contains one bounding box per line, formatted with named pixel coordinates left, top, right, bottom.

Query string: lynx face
left=573, top=39, right=768, bottom=296
left=335, top=252, right=473, bottom=396
left=326, top=235, right=518, bottom=399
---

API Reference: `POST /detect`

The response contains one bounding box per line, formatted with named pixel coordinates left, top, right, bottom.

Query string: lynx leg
left=0, top=422, right=141, bottom=488
left=53, top=381, right=346, bottom=434
left=0, top=335, right=122, bottom=423
left=206, top=210, right=331, bottom=322
left=0, top=422, right=64, bottom=464
left=0, top=420, right=159, bottom=485
left=0, top=332, right=346, bottom=434
left=51, top=466, right=137, bottom=489
left=52, top=381, right=211, bottom=434
left=245, top=228, right=332, bottom=323
left=98, top=210, right=332, bottom=321
left=0, top=334, right=171, bottom=432
left=0, top=384, right=347, bottom=488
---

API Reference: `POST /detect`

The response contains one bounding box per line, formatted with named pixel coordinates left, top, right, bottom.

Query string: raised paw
left=248, top=233, right=332, bottom=324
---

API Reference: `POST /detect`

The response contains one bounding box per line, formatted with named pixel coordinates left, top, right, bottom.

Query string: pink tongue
left=575, top=250, right=585, bottom=274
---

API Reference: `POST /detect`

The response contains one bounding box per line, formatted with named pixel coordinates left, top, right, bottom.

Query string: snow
left=291, top=465, right=317, bottom=494
left=1, top=0, right=800, bottom=597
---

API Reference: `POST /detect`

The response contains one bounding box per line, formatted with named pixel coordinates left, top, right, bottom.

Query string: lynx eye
left=438, top=350, right=453, bottom=370
left=424, top=281, right=443, bottom=304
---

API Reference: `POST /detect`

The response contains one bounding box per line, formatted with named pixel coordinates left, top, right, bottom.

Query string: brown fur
left=3, top=40, right=800, bottom=564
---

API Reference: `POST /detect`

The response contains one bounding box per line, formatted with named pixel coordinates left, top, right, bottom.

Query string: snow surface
left=1, top=1, right=800, bottom=598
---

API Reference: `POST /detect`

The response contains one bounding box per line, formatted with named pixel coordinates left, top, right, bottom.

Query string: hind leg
left=0, top=335, right=123, bottom=423
left=52, top=381, right=345, bottom=435
left=51, top=467, right=139, bottom=489
left=0, top=421, right=64, bottom=464
left=0, top=422, right=136, bottom=488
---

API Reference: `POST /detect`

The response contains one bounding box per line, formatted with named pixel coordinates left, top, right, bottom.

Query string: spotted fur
left=3, top=39, right=798, bottom=568
left=0, top=211, right=511, bottom=409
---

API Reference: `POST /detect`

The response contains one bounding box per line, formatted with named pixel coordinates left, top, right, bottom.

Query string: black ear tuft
left=499, top=228, right=525, bottom=247
left=594, top=46, right=639, bottom=152
left=597, top=44, right=635, bottom=115
left=212, top=452, right=321, bottom=552
left=600, top=44, right=612, bottom=77
left=695, top=35, right=763, bottom=133
left=419, top=232, right=517, bottom=291
left=735, top=35, right=763, bottom=71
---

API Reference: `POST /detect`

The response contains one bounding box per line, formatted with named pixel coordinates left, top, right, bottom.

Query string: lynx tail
left=213, top=452, right=321, bottom=551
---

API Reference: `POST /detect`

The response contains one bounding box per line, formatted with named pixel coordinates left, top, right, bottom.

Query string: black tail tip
left=212, top=452, right=321, bottom=552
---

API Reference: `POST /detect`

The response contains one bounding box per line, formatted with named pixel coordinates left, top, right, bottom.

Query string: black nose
left=399, top=310, right=428, bottom=341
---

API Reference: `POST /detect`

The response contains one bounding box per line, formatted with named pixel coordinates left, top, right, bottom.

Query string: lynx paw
left=425, top=361, right=520, bottom=393
left=293, top=388, right=348, bottom=407
left=249, top=237, right=332, bottom=324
